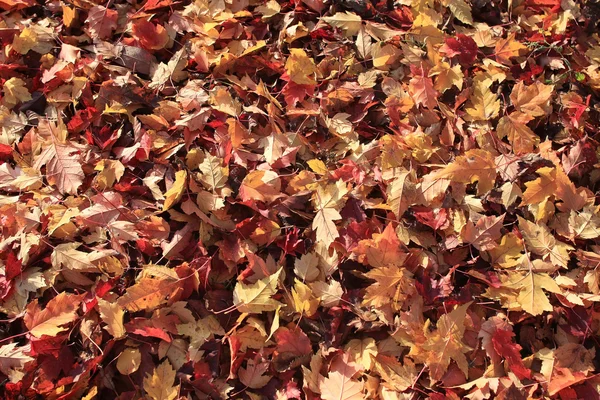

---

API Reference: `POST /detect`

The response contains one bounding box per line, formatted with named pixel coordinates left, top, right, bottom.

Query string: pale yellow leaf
left=322, top=12, right=363, bottom=36
left=233, top=268, right=282, bottom=313
left=97, top=298, right=126, bottom=339
left=163, top=170, right=187, bottom=211
left=2, top=78, right=32, bottom=107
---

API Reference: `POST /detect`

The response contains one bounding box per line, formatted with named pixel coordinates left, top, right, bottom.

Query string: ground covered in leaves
left=2, top=0, right=600, bottom=398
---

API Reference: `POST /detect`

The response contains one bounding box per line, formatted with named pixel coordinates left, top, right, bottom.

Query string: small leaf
left=163, top=170, right=187, bottom=211
left=117, top=348, right=141, bottom=375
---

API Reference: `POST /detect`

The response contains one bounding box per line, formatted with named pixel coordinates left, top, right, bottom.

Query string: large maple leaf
left=419, top=302, right=473, bottom=381
left=24, top=292, right=82, bottom=338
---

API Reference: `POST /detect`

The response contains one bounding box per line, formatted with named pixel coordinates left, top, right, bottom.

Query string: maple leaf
left=387, top=171, right=417, bottom=219
left=408, top=65, right=439, bottom=109
left=372, top=354, right=418, bottom=392
left=356, top=26, right=373, bottom=59
left=97, top=298, right=126, bottom=339
left=294, top=252, right=320, bottom=281
left=430, top=61, right=464, bottom=92
left=0, top=0, right=35, bottom=10
left=491, top=328, right=531, bottom=379
left=117, top=277, right=178, bottom=312
left=2, top=77, right=31, bottom=108
left=33, top=121, right=85, bottom=195
left=285, top=49, right=317, bottom=85
left=362, top=265, right=415, bottom=312
left=496, top=112, right=539, bottom=154
left=178, top=315, right=224, bottom=359
left=51, top=243, right=116, bottom=272
left=510, top=80, right=554, bottom=117
left=443, top=0, right=473, bottom=25
left=239, top=170, right=282, bottom=203
left=86, top=6, right=118, bottom=39
left=239, top=354, right=272, bottom=389
left=345, top=338, right=377, bottom=371
left=0, top=343, right=34, bottom=383
left=150, top=47, right=188, bottom=89
left=94, top=159, right=125, bottom=190
left=486, top=233, right=524, bottom=269
left=198, top=151, right=228, bottom=192
left=521, top=166, right=558, bottom=206
left=233, top=268, right=282, bottom=313
left=494, top=33, right=527, bottom=64
left=355, top=223, right=408, bottom=268
left=517, top=216, right=573, bottom=268
left=163, top=170, right=187, bottom=211
left=322, top=12, right=363, bottom=36
left=565, top=206, right=600, bottom=239
left=420, top=302, right=473, bottom=381
left=431, top=149, right=497, bottom=194
left=465, top=79, right=500, bottom=120
left=291, top=279, right=320, bottom=317
left=462, top=214, right=505, bottom=251
left=320, top=354, right=364, bottom=400
left=310, top=279, right=344, bottom=307
left=24, top=292, right=82, bottom=338
left=311, top=180, right=348, bottom=247
left=132, top=20, right=169, bottom=51
left=504, top=270, right=561, bottom=316
left=143, top=360, right=179, bottom=400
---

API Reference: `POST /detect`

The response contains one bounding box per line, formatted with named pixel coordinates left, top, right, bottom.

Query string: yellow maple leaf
left=517, top=216, right=573, bottom=268
left=233, top=268, right=282, bottom=313
left=94, top=159, right=125, bottom=190
left=117, top=277, right=178, bottom=312
left=239, top=170, right=282, bottom=203
left=362, top=265, right=415, bottom=311
left=322, top=11, right=363, bottom=36
left=420, top=302, right=473, bottom=381
left=311, top=180, right=348, bottom=247
left=2, top=78, right=32, bottom=107
left=505, top=270, right=561, bottom=316
left=486, top=233, right=524, bottom=269
left=372, top=354, right=418, bottom=392
left=12, top=27, right=37, bottom=54
left=163, top=170, right=187, bottom=211
left=291, top=279, right=319, bottom=317
left=497, top=112, right=539, bottom=154
left=143, top=360, right=179, bottom=400
left=522, top=166, right=586, bottom=211
left=97, top=298, right=126, bottom=339
left=356, top=223, right=408, bottom=268
left=510, top=80, right=554, bottom=117
left=494, top=33, right=527, bottom=64
left=285, top=48, right=317, bottom=85
left=430, top=62, right=463, bottom=93
left=320, top=354, right=364, bottom=400
left=387, top=170, right=417, bottom=219
left=521, top=166, right=557, bottom=206
left=431, top=149, right=497, bottom=194
left=345, top=338, right=377, bottom=370
left=465, top=79, right=500, bottom=120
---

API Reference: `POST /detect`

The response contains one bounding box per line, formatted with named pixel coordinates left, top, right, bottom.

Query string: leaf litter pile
left=2, top=0, right=600, bottom=398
